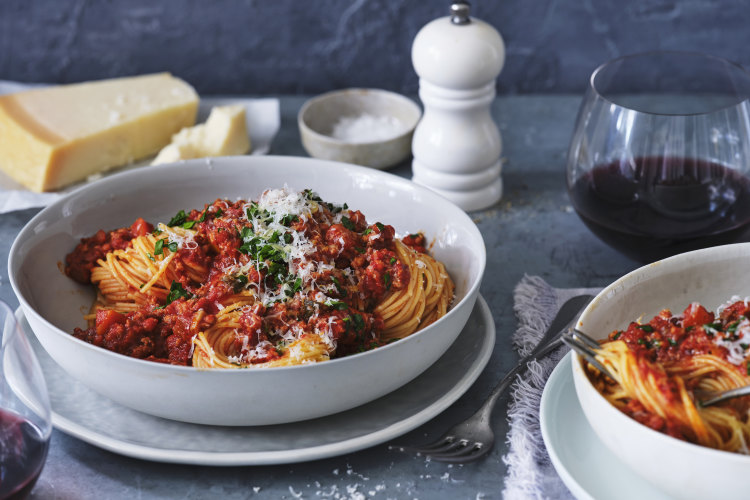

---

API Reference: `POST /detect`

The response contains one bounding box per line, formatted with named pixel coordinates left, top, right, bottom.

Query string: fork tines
left=394, top=435, right=489, bottom=463
left=562, top=329, right=616, bottom=381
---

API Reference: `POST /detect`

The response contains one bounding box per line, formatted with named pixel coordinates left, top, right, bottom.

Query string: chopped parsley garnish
left=384, top=272, right=391, bottom=289
left=341, top=216, right=355, bottom=231
left=230, top=274, right=249, bottom=293
left=331, top=276, right=347, bottom=296
left=375, top=222, right=385, bottom=231
left=637, top=324, right=654, bottom=332
left=352, top=313, right=365, bottom=331
left=280, top=214, right=298, bottom=226
left=703, top=323, right=722, bottom=336
left=167, top=210, right=189, bottom=227
left=334, top=202, right=349, bottom=213
left=238, top=203, right=311, bottom=301
left=166, top=208, right=208, bottom=229
left=155, top=239, right=179, bottom=255
left=303, top=189, right=348, bottom=213
left=303, top=189, right=321, bottom=201
left=668, top=338, right=678, bottom=346
left=165, top=281, right=192, bottom=305
left=326, top=300, right=348, bottom=311
left=284, top=277, right=303, bottom=297
left=246, top=204, right=258, bottom=220
left=154, top=239, right=165, bottom=255
left=389, top=257, right=397, bottom=265
left=612, top=331, right=622, bottom=340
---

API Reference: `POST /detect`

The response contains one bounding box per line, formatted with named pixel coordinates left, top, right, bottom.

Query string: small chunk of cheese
left=0, top=73, right=199, bottom=191
left=151, top=105, right=251, bottom=165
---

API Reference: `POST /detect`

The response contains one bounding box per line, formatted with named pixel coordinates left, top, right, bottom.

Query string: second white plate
left=25, top=295, right=494, bottom=466
left=540, top=353, right=670, bottom=500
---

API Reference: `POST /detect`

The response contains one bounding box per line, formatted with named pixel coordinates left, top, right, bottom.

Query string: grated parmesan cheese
left=330, top=113, right=406, bottom=143
left=717, top=295, right=750, bottom=316
left=712, top=316, right=750, bottom=365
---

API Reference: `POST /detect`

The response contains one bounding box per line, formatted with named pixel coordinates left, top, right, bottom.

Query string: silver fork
left=561, top=328, right=615, bottom=380
left=393, top=294, right=594, bottom=463
left=563, top=328, right=750, bottom=407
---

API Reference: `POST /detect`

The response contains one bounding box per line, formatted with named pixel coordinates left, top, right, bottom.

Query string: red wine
left=0, top=409, right=49, bottom=500
left=568, top=157, right=750, bottom=262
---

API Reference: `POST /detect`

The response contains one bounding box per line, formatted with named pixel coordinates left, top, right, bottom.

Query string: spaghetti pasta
left=584, top=297, right=750, bottom=453
left=65, top=188, right=455, bottom=368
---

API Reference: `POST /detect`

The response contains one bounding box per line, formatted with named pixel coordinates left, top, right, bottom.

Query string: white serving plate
left=541, top=353, right=670, bottom=500
left=9, top=156, right=485, bottom=426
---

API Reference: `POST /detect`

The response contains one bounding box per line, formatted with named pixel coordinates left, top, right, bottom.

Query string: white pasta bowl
left=571, top=243, right=750, bottom=499
left=8, top=156, right=485, bottom=426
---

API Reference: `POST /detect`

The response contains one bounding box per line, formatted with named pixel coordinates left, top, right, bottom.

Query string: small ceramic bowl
left=298, top=88, right=421, bottom=169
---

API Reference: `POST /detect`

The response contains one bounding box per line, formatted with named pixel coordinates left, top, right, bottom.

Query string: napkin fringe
left=502, top=275, right=576, bottom=500
left=511, top=275, right=559, bottom=355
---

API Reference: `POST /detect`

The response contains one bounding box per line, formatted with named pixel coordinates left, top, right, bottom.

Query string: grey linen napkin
left=501, top=275, right=601, bottom=500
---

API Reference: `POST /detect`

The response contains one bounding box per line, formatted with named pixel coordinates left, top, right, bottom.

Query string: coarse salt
left=331, top=114, right=406, bottom=143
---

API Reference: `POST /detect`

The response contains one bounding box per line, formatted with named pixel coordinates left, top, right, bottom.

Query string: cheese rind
left=152, top=104, right=251, bottom=165
left=0, top=73, right=199, bottom=191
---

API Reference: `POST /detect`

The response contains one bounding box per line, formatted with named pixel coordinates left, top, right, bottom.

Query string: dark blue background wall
left=2, top=0, right=750, bottom=96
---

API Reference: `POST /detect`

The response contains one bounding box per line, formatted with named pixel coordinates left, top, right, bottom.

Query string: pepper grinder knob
left=450, top=1, right=470, bottom=24
left=411, top=2, right=505, bottom=211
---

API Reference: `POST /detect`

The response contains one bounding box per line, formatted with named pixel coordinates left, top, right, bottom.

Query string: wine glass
left=566, top=51, right=750, bottom=262
left=0, top=301, right=51, bottom=500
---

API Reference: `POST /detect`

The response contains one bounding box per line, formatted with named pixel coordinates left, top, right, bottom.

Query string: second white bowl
left=572, top=243, right=750, bottom=499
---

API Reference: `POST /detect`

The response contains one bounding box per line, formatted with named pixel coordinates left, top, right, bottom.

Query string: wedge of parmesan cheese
left=152, top=104, right=251, bottom=165
left=0, top=73, right=199, bottom=191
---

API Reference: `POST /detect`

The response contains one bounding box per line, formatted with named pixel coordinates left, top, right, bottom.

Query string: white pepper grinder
left=411, top=2, right=505, bottom=211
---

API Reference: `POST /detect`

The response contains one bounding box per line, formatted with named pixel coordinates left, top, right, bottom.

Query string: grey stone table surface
left=1, top=95, right=643, bottom=500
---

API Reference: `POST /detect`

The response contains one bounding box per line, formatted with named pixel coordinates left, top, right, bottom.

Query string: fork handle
left=469, top=337, right=564, bottom=423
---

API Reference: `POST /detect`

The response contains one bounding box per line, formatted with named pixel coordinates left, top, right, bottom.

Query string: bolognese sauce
left=65, top=188, right=455, bottom=367
left=585, top=297, right=750, bottom=452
